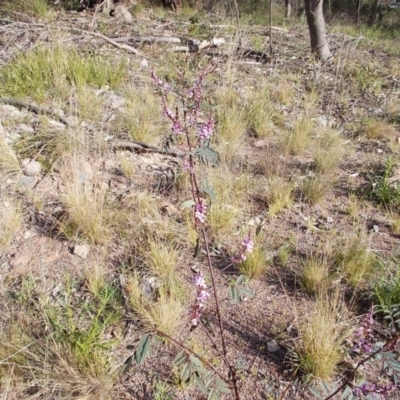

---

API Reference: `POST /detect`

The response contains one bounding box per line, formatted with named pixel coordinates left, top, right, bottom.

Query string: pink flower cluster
left=232, top=232, right=254, bottom=263
left=353, top=306, right=374, bottom=354
left=198, top=115, right=214, bottom=140
left=195, top=200, right=207, bottom=225
left=190, top=272, right=210, bottom=327
left=353, top=382, right=397, bottom=398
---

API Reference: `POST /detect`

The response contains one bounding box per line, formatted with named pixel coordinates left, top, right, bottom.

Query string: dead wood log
left=0, top=97, right=70, bottom=126
left=171, top=38, right=226, bottom=52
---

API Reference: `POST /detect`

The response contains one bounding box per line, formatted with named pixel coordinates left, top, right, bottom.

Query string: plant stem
left=155, top=329, right=226, bottom=382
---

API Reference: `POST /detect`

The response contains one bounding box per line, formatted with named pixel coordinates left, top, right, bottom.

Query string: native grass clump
left=0, top=44, right=127, bottom=102
left=295, top=290, right=351, bottom=380
left=299, top=254, right=331, bottom=296
left=335, top=236, right=376, bottom=287
left=0, top=195, right=22, bottom=249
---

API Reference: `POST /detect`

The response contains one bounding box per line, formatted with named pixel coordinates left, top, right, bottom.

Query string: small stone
left=373, top=225, right=379, bottom=233
left=140, top=59, right=149, bottom=68
left=17, top=124, right=34, bottom=134
left=377, top=148, right=384, bottom=153
left=267, top=340, right=279, bottom=353
left=315, top=115, right=327, bottom=127
left=327, top=216, right=333, bottom=223
left=73, top=244, right=90, bottom=259
left=18, top=176, right=35, bottom=188
left=21, top=158, right=41, bottom=176
left=114, top=5, right=133, bottom=22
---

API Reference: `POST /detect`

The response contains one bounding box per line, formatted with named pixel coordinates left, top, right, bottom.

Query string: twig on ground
left=111, top=140, right=184, bottom=157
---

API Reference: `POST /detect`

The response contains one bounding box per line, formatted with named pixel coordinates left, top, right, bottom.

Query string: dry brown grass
left=0, top=196, right=22, bottom=250
left=58, top=155, right=112, bottom=244
left=299, top=254, right=331, bottom=296
left=0, top=131, right=20, bottom=174
left=364, top=120, right=398, bottom=140
left=126, top=272, right=185, bottom=335
left=296, top=289, right=351, bottom=380
left=265, top=176, right=294, bottom=216
left=280, top=116, right=314, bottom=155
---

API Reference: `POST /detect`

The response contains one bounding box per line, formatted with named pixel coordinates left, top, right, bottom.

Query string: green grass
left=0, top=44, right=127, bottom=102
left=335, top=237, right=375, bottom=286
left=238, top=241, right=269, bottom=279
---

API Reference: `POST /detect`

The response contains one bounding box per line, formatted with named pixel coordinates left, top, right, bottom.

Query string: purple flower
left=195, top=200, right=207, bottom=225
left=353, top=382, right=397, bottom=398
left=198, top=115, right=214, bottom=140
left=171, top=119, right=183, bottom=135
left=353, top=306, right=375, bottom=354
left=232, top=232, right=254, bottom=263
left=190, top=272, right=210, bottom=327
left=182, top=159, right=194, bottom=174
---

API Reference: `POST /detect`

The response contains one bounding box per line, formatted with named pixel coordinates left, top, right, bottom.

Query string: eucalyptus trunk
left=285, top=0, right=291, bottom=18
left=304, top=0, right=331, bottom=62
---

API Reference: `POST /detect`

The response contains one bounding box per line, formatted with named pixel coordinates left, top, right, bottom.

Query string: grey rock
left=267, top=340, right=279, bottom=353
left=114, top=5, right=133, bottom=22
left=21, top=158, right=41, bottom=176
left=73, top=244, right=90, bottom=259
left=17, top=124, right=34, bottom=134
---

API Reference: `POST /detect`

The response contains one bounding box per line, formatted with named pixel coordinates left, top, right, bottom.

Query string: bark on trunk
left=304, top=0, right=331, bottom=62
left=285, top=0, right=291, bottom=18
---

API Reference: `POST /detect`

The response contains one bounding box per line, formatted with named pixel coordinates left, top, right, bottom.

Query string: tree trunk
left=304, top=0, right=331, bottom=62
left=285, top=0, right=291, bottom=18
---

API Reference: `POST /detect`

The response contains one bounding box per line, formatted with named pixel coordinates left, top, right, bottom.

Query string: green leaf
left=173, top=351, right=186, bottom=366
left=202, top=179, right=217, bottom=202
left=238, top=287, right=254, bottom=297
left=196, top=146, right=219, bottom=167
left=343, top=386, right=351, bottom=399
left=308, top=386, right=322, bottom=398
left=180, top=362, right=191, bottom=383
left=193, top=238, right=201, bottom=258
left=121, top=355, right=133, bottom=374
left=228, top=286, right=239, bottom=303
left=388, top=360, right=400, bottom=372
left=236, top=275, right=245, bottom=285
left=194, top=375, right=209, bottom=395
left=134, top=334, right=151, bottom=364
left=321, top=381, right=331, bottom=394
left=181, top=200, right=196, bottom=209
left=216, top=380, right=230, bottom=394
left=189, top=355, right=203, bottom=367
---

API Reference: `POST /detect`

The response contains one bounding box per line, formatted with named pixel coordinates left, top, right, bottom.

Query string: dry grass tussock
left=264, top=175, right=294, bottom=216
left=113, top=86, right=164, bottom=145
left=0, top=307, right=118, bottom=400
left=296, top=289, right=351, bottom=380
left=215, top=86, right=247, bottom=166
left=364, top=120, right=398, bottom=140
left=0, top=131, right=20, bottom=174
left=299, top=254, right=331, bottom=296
left=0, top=196, right=22, bottom=250
left=58, top=155, right=113, bottom=244
left=126, top=272, right=186, bottom=335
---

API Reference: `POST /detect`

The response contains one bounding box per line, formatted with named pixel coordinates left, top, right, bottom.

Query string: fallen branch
left=84, top=30, right=142, bottom=56
left=112, top=35, right=182, bottom=44
left=171, top=38, right=226, bottom=52
left=0, top=97, right=70, bottom=126
left=111, top=140, right=184, bottom=157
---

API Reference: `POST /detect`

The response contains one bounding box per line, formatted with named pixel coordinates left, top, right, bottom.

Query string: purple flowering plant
left=123, top=65, right=255, bottom=400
